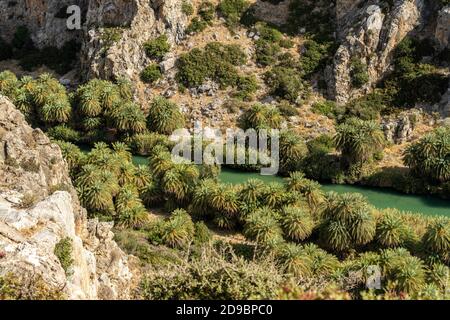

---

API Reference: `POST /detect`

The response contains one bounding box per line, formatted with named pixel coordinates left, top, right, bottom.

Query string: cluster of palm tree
left=62, top=142, right=151, bottom=228
left=0, top=71, right=71, bottom=125
left=74, top=78, right=146, bottom=140
left=404, top=127, right=450, bottom=184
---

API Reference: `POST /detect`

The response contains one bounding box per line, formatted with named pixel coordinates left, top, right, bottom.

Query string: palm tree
left=302, top=243, right=339, bottom=276
left=320, top=192, right=375, bottom=252
left=78, top=180, right=115, bottom=213
left=116, top=204, right=149, bottom=228
left=82, top=117, right=103, bottom=131
left=140, top=179, right=163, bottom=207
left=262, top=182, right=286, bottom=208
left=116, top=76, right=133, bottom=100
left=148, top=145, right=174, bottom=178
left=279, top=130, right=308, bottom=174
left=159, top=209, right=195, bottom=248
left=239, top=179, right=265, bottom=205
left=350, top=208, right=376, bottom=246
left=40, top=98, right=72, bottom=123
left=99, top=82, right=121, bottom=111
left=320, top=219, right=351, bottom=253
left=286, top=172, right=324, bottom=212
left=239, top=103, right=282, bottom=130
left=422, top=217, right=450, bottom=261
left=280, top=206, right=314, bottom=242
left=79, top=89, right=102, bottom=117
left=244, top=207, right=283, bottom=245
left=210, top=183, right=240, bottom=217
left=147, top=96, right=185, bottom=135
left=334, top=118, right=384, bottom=169
left=54, top=140, right=86, bottom=175
left=376, top=210, right=408, bottom=248
left=134, top=165, right=153, bottom=190
left=404, top=127, right=450, bottom=183
left=276, top=243, right=312, bottom=278
left=117, top=161, right=137, bottom=186
left=110, top=102, right=147, bottom=133
left=116, top=184, right=142, bottom=208
left=0, top=70, right=18, bottom=96
left=192, top=179, right=217, bottom=216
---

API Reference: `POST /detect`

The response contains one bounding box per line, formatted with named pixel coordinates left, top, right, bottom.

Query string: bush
left=311, top=100, right=336, bottom=118
left=255, top=39, right=280, bottom=66
left=54, top=237, right=73, bottom=275
left=299, top=40, right=332, bottom=78
left=140, top=248, right=284, bottom=300
left=186, top=17, right=209, bottom=34
left=47, top=125, right=81, bottom=143
left=218, top=0, right=250, bottom=29
left=177, top=42, right=246, bottom=88
left=143, top=35, right=170, bottom=60
left=234, top=75, right=258, bottom=100
left=181, top=1, right=194, bottom=16
left=198, top=1, right=216, bottom=23
left=277, top=100, right=299, bottom=117
left=140, top=64, right=162, bottom=84
left=350, top=58, right=369, bottom=88
left=264, top=66, right=310, bottom=103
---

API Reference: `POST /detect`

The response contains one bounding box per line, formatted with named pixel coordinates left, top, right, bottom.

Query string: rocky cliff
left=0, top=0, right=188, bottom=82
left=328, top=0, right=449, bottom=104
left=0, top=95, right=138, bottom=299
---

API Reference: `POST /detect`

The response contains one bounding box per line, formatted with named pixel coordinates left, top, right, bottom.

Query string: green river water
left=116, top=154, right=450, bottom=217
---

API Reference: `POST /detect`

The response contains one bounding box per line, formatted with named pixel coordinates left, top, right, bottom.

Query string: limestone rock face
left=0, top=0, right=188, bottom=82
left=0, top=0, right=84, bottom=48
left=0, top=96, right=137, bottom=299
left=81, top=0, right=188, bottom=81
left=381, top=109, right=422, bottom=144
left=435, top=5, right=450, bottom=49
left=328, top=0, right=426, bottom=104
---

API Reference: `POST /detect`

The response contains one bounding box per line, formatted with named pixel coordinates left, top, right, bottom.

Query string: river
left=113, top=154, right=450, bottom=217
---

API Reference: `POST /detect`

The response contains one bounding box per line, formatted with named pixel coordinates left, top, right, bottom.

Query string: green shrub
left=350, top=58, right=369, bottom=88
left=239, top=103, right=282, bottom=130
left=234, top=75, right=258, bottom=100
left=198, top=1, right=216, bottom=22
left=311, top=100, right=336, bottom=118
left=140, top=64, right=162, bottom=84
left=140, top=248, right=283, bottom=300
left=186, top=17, right=209, bottom=34
left=0, top=273, right=65, bottom=300
left=299, top=40, right=332, bottom=78
left=277, top=100, right=299, bottom=117
left=177, top=42, right=246, bottom=88
left=181, top=1, right=194, bottom=16
left=47, top=125, right=81, bottom=143
left=264, top=66, right=310, bottom=103
left=54, top=237, right=73, bottom=275
left=255, top=39, right=280, bottom=66
left=144, top=35, right=170, bottom=60
left=218, top=0, right=250, bottom=29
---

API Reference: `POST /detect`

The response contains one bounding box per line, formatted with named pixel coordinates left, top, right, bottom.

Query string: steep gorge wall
left=0, top=95, right=138, bottom=299
left=328, top=0, right=449, bottom=105
left=0, top=0, right=189, bottom=81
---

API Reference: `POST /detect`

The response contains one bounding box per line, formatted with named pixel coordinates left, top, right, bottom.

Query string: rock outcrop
left=0, top=96, right=138, bottom=299
left=81, top=0, right=188, bottom=81
left=381, top=109, right=422, bottom=144
left=328, top=0, right=427, bottom=104
left=0, top=0, right=84, bottom=48
left=0, top=0, right=188, bottom=82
